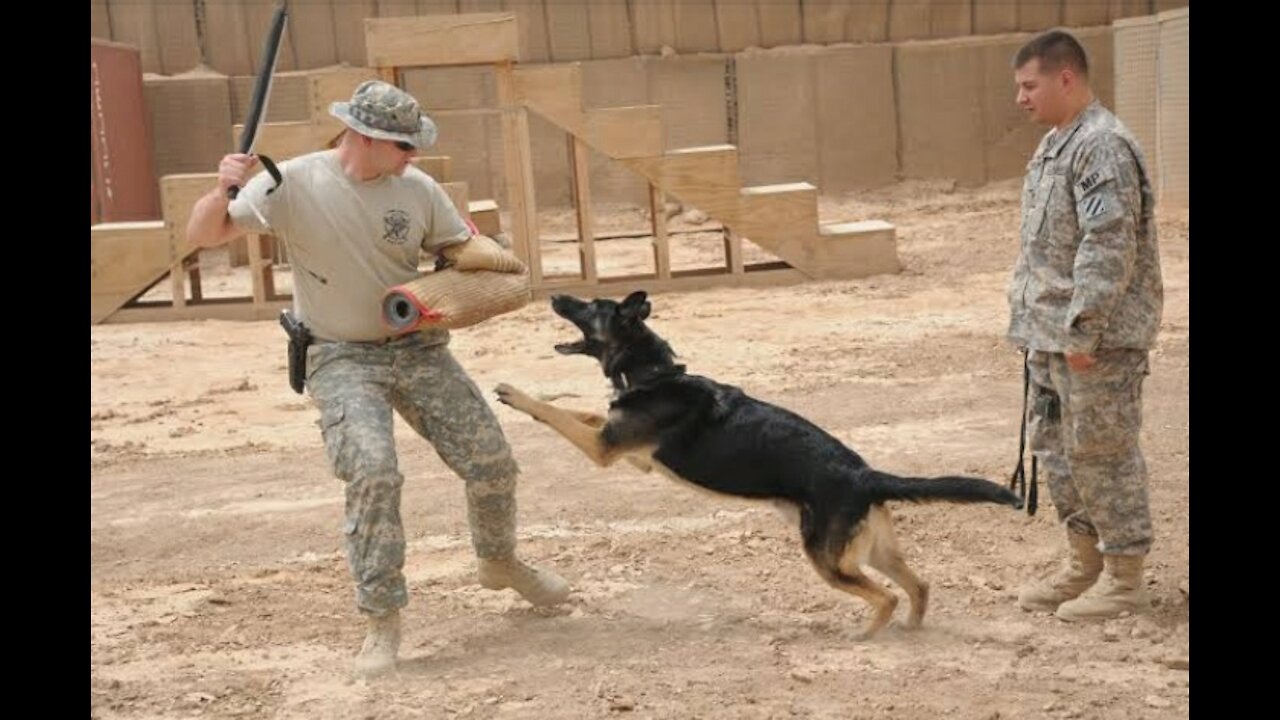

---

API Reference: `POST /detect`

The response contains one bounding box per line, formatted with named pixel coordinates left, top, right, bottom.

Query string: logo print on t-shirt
left=383, top=209, right=411, bottom=245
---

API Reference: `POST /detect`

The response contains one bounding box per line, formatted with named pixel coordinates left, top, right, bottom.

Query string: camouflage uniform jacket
left=1007, top=100, right=1163, bottom=354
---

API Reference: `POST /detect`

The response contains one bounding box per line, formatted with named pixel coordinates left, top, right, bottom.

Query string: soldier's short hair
left=1014, top=29, right=1090, bottom=78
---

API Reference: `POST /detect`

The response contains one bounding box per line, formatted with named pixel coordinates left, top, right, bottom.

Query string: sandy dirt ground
left=91, top=178, right=1189, bottom=719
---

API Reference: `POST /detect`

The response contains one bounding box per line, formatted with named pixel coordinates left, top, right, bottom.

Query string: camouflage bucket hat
left=329, top=80, right=438, bottom=149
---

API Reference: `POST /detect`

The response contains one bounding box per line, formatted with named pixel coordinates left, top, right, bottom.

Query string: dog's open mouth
left=549, top=295, right=597, bottom=355
left=554, top=339, right=588, bottom=354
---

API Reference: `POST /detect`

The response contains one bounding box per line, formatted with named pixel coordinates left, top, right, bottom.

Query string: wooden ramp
left=508, top=62, right=900, bottom=291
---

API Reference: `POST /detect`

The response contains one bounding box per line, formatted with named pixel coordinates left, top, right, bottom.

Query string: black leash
left=1009, top=350, right=1039, bottom=516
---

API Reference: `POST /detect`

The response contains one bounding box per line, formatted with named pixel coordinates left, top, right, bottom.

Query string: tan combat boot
left=1055, top=553, right=1151, bottom=621
left=479, top=556, right=571, bottom=607
left=354, top=610, right=401, bottom=677
left=1018, top=529, right=1104, bottom=612
left=466, top=478, right=571, bottom=607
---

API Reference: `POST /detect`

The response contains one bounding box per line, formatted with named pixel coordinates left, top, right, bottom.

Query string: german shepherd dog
left=494, top=291, right=1022, bottom=639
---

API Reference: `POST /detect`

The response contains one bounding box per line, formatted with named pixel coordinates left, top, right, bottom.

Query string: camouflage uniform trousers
left=305, top=332, right=521, bottom=616
left=1026, top=348, right=1153, bottom=555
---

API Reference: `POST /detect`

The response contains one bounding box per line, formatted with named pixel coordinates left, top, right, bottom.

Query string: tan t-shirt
left=228, top=150, right=471, bottom=342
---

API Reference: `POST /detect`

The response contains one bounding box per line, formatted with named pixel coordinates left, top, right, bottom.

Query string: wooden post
left=249, top=233, right=268, bottom=305
left=724, top=229, right=745, bottom=275
left=568, top=136, right=597, bottom=283
left=649, top=184, right=671, bottom=279
left=495, top=60, right=542, bottom=286
left=228, top=236, right=250, bottom=267
left=187, top=262, right=203, bottom=301
left=169, top=260, right=186, bottom=309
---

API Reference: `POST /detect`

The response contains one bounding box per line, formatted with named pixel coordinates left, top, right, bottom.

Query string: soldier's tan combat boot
left=478, top=556, right=571, bottom=607
left=354, top=610, right=401, bottom=677
left=1055, top=553, right=1151, bottom=621
left=1018, top=529, right=1104, bottom=612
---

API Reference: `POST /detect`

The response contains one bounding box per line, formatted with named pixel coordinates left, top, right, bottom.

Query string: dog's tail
left=862, top=470, right=1023, bottom=510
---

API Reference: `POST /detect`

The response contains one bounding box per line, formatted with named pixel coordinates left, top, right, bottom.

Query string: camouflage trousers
left=306, top=332, right=522, bottom=616
left=1026, top=348, right=1153, bottom=555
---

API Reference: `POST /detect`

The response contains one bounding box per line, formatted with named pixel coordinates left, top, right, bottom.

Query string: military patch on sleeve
left=1083, top=194, right=1107, bottom=219
left=1075, top=166, right=1114, bottom=196
left=1077, top=185, right=1125, bottom=231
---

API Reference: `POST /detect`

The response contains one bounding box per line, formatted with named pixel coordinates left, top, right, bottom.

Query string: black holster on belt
left=279, top=309, right=312, bottom=394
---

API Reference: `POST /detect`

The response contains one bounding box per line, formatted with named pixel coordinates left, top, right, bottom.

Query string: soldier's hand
left=1065, top=352, right=1097, bottom=372
left=218, top=153, right=259, bottom=198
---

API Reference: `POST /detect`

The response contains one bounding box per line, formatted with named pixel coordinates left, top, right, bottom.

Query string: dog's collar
left=618, top=363, right=686, bottom=390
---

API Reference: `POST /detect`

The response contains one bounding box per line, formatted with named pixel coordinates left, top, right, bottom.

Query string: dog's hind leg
left=862, top=507, right=930, bottom=630
left=804, top=524, right=898, bottom=640
left=817, top=565, right=898, bottom=641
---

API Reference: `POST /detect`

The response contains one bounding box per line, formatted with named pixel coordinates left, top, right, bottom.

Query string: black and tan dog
left=495, top=291, right=1022, bottom=639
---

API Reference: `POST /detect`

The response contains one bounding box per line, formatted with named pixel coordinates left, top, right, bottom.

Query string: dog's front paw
left=494, top=383, right=533, bottom=412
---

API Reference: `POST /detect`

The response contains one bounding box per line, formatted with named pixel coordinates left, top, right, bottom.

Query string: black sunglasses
left=394, top=140, right=415, bottom=152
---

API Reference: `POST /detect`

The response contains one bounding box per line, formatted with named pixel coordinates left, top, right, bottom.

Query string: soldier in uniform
left=186, top=81, right=570, bottom=675
left=1006, top=30, right=1164, bottom=622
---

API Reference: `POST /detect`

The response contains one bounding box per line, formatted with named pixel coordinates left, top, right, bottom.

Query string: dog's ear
left=620, top=291, right=650, bottom=320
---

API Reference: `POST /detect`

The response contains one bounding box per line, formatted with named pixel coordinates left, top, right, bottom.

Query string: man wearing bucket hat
left=186, top=80, right=571, bottom=677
